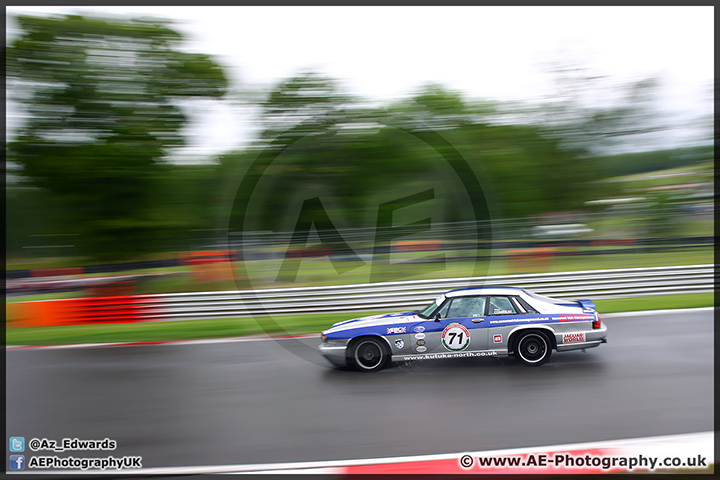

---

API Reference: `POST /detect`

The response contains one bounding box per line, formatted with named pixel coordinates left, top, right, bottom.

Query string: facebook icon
left=9, top=455, right=25, bottom=470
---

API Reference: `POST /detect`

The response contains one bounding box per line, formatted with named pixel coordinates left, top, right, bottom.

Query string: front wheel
left=349, top=337, right=388, bottom=372
left=515, top=331, right=551, bottom=366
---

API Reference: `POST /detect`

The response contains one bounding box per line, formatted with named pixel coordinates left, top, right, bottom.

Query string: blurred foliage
left=6, top=15, right=711, bottom=264
left=260, top=70, right=355, bottom=141
left=6, top=14, right=228, bottom=260
left=228, top=75, right=603, bottom=232
left=592, top=145, right=713, bottom=178
left=640, top=191, right=687, bottom=238
left=6, top=186, right=73, bottom=259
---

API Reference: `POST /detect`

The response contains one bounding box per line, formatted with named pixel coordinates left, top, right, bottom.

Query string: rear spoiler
left=576, top=299, right=597, bottom=312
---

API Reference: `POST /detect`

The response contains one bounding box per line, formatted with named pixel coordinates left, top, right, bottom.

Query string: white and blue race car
left=319, top=286, right=607, bottom=371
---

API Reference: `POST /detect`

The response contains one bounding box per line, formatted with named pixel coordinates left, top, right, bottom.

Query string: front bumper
left=319, top=343, right=348, bottom=367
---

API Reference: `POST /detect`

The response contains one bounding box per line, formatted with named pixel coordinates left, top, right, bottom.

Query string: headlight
left=321, top=333, right=327, bottom=342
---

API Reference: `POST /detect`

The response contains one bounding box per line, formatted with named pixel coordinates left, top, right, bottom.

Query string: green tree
left=228, top=73, right=603, bottom=231
left=7, top=14, right=228, bottom=260
left=260, top=70, right=355, bottom=142
left=383, top=85, right=599, bottom=219
left=383, top=83, right=499, bottom=131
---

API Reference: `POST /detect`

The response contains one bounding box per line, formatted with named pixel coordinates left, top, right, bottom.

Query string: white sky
left=5, top=6, right=714, bottom=161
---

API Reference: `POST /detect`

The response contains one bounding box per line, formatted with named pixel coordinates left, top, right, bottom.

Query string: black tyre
left=349, top=337, right=389, bottom=372
left=515, top=331, right=552, bottom=366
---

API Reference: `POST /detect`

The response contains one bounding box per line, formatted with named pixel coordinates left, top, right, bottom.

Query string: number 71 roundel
left=442, top=323, right=471, bottom=351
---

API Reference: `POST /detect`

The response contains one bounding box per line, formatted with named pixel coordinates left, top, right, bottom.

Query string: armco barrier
left=143, top=264, right=714, bottom=320
left=8, top=264, right=712, bottom=327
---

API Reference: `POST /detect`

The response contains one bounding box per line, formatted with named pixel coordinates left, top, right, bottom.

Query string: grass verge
left=6, top=293, right=713, bottom=347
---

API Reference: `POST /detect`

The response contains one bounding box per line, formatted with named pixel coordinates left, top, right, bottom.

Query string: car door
left=410, top=296, right=488, bottom=354
left=484, top=295, right=546, bottom=349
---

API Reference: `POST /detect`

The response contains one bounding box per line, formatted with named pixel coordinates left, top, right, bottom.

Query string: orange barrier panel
left=191, top=261, right=234, bottom=282
left=6, top=302, right=26, bottom=327
left=7, top=295, right=158, bottom=328
left=7, top=300, right=73, bottom=328
left=508, top=248, right=555, bottom=272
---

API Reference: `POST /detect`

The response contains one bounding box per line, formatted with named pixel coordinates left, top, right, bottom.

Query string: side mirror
left=434, top=312, right=441, bottom=322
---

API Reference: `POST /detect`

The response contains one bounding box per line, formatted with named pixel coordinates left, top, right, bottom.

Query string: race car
left=318, top=286, right=607, bottom=371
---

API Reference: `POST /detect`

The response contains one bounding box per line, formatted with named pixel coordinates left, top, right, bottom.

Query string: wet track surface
left=6, top=310, right=713, bottom=469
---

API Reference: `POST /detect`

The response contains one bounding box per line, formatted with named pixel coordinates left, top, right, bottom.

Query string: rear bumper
left=555, top=323, right=608, bottom=352
left=319, top=343, right=347, bottom=367
left=556, top=338, right=605, bottom=352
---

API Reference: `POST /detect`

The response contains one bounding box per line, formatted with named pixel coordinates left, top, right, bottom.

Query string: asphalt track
left=6, top=309, right=713, bottom=469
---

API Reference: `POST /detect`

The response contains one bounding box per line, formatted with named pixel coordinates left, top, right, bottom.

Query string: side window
left=487, top=296, right=517, bottom=316
left=511, top=297, right=527, bottom=314
left=446, top=296, right=486, bottom=318
left=514, top=296, right=538, bottom=314
left=510, top=297, right=527, bottom=314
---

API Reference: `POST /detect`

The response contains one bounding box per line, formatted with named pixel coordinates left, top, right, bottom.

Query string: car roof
left=445, top=286, right=525, bottom=297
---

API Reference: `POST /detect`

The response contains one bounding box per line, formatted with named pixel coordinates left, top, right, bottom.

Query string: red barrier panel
left=591, top=239, right=637, bottom=247
left=32, top=267, right=85, bottom=277
left=60, top=295, right=158, bottom=324
left=184, top=258, right=229, bottom=265
left=86, top=280, right=135, bottom=297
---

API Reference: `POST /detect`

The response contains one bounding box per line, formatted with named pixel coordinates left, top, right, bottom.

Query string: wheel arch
left=507, top=326, right=556, bottom=353
left=345, top=334, right=393, bottom=359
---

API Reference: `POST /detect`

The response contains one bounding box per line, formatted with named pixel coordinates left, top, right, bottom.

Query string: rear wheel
left=349, top=337, right=388, bottom=372
left=515, top=331, right=551, bottom=366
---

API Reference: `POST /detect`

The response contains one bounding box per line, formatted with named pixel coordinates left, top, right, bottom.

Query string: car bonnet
left=325, top=311, right=420, bottom=334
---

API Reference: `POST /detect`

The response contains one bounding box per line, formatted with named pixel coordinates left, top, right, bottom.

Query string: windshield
left=417, top=295, right=445, bottom=319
